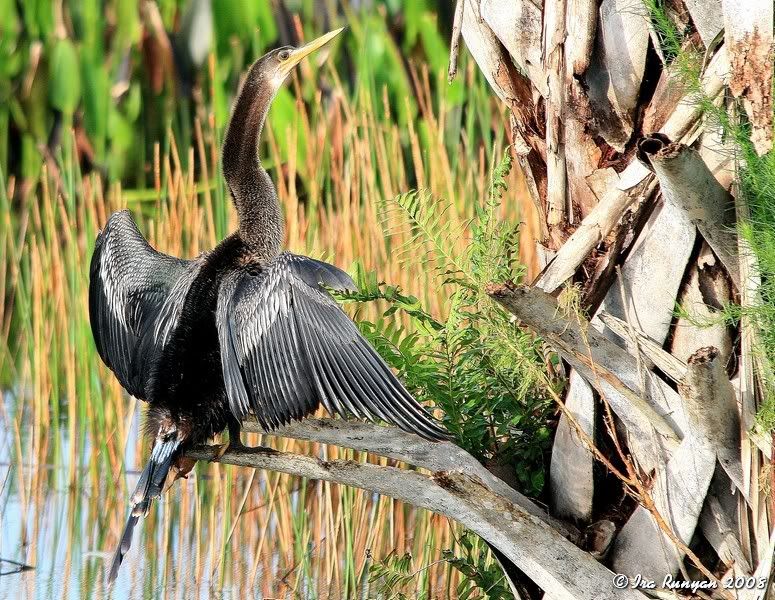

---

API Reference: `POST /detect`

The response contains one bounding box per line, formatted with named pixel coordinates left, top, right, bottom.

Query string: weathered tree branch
left=722, top=0, right=774, bottom=155
left=598, top=311, right=687, bottom=383
left=535, top=163, right=655, bottom=292
left=239, top=417, right=578, bottom=539
left=612, top=347, right=735, bottom=581
left=533, top=47, right=731, bottom=293
left=458, top=0, right=771, bottom=593
left=488, top=283, right=682, bottom=461
left=187, top=443, right=648, bottom=600
left=447, top=0, right=465, bottom=82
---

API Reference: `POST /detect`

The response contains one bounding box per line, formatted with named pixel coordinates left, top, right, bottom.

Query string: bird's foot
left=226, top=439, right=251, bottom=453
left=209, top=439, right=264, bottom=459
left=212, top=442, right=231, bottom=460
left=226, top=418, right=252, bottom=454
left=165, top=456, right=197, bottom=492
left=226, top=439, right=278, bottom=454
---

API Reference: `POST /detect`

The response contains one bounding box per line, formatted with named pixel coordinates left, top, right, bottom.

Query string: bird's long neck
left=222, top=68, right=284, bottom=259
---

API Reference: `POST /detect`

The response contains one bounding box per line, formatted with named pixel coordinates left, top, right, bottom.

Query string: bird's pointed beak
left=279, top=27, right=344, bottom=77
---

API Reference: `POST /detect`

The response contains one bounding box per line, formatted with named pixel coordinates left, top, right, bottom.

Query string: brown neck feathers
left=222, top=64, right=284, bottom=259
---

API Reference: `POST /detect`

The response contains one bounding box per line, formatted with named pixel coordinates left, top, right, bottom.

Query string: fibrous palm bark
left=457, top=0, right=774, bottom=594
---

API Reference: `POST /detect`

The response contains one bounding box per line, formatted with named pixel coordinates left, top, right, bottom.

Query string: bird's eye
left=278, top=49, right=290, bottom=61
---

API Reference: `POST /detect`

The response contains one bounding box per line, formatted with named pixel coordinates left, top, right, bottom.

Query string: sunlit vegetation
left=0, top=1, right=545, bottom=598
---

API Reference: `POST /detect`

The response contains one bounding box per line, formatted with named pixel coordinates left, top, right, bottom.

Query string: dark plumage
left=89, top=29, right=448, bottom=585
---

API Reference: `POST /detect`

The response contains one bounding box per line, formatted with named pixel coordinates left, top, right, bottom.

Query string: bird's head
left=222, top=27, right=344, bottom=256
left=248, top=27, right=344, bottom=94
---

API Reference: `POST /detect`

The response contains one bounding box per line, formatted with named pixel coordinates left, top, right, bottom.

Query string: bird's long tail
left=107, top=432, right=182, bottom=585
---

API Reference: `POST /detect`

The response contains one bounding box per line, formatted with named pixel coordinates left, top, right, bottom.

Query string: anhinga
left=89, top=28, right=448, bottom=584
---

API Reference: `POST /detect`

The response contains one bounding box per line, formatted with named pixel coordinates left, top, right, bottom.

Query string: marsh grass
left=0, top=22, right=535, bottom=597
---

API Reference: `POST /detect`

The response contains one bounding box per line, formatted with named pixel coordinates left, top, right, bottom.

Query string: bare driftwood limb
left=480, top=0, right=546, bottom=97
left=535, top=162, right=655, bottom=293
left=670, top=242, right=734, bottom=368
left=543, top=0, right=568, bottom=226
left=549, top=200, right=693, bottom=518
left=545, top=171, right=676, bottom=522
left=595, top=198, right=695, bottom=351
left=722, top=0, right=774, bottom=155
left=680, top=348, right=745, bottom=501
left=563, top=0, right=600, bottom=219
left=460, top=0, right=547, bottom=205
left=598, top=312, right=687, bottom=383
left=699, top=118, right=737, bottom=190
left=241, top=418, right=578, bottom=540
left=460, top=3, right=771, bottom=592
left=488, top=284, right=682, bottom=453
left=684, top=0, right=724, bottom=47
left=534, top=47, right=732, bottom=292
left=639, top=135, right=740, bottom=287
left=700, top=470, right=753, bottom=575
left=187, top=444, right=649, bottom=600
left=611, top=347, right=729, bottom=582
left=642, top=69, right=685, bottom=134
left=737, top=529, right=775, bottom=600
left=660, top=47, right=729, bottom=143
left=674, top=361, right=745, bottom=600
left=585, top=0, right=649, bottom=151
left=538, top=196, right=694, bottom=481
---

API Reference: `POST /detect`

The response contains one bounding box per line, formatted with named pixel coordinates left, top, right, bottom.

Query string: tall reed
left=0, top=28, right=534, bottom=595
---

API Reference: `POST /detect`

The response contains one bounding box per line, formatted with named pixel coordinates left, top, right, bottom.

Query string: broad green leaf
left=268, top=86, right=308, bottom=178
left=49, top=38, right=81, bottom=114
left=114, top=0, right=140, bottom=50
left=80, top=54, right=108, bottom=160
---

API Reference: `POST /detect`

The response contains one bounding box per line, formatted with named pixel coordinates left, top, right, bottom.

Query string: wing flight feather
left=216, top=253, right=448, bottom=440
left=89, top=210, right=200, bottom=399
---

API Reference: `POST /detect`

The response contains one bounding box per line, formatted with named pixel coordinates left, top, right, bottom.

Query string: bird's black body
left=89, top=31, right=447, bottom=585
left=143, top=233, right=244, bottom=444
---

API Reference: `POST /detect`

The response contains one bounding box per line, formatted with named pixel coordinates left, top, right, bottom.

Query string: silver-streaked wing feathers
left=89, top=210, right=201, bottom=399
left=216, top=253, right=448, bottom=440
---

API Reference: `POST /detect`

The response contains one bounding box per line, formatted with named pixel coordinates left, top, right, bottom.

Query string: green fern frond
left=346, top=146, right=551, bottom=499
left=332, top=260, right=444, bottom=335
left=489, top=147, right=513, bottom=201
left=443, top=532, right=515, bottom=600
left=391, top=190, right=476, bottom=284
left=368, top=551, right=426, bottom=600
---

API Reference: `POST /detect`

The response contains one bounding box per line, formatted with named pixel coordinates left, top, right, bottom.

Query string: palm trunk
left=457, top=0, right=774, bottom=594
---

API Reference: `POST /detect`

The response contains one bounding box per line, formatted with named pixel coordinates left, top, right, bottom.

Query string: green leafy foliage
left=368, top=533, right=515, bottom=600
left=1, top=0, right=486, bottom=185
left=346, top=150, right=552, bottom=599
left=641, top=0, right=706, bottom=107
left=641, top=0, right=685, bottom=63
left=49, top=38, right=81, bottom=114
left=736, top=144, right=775, bottom=431
left=338, top=149, right=553, bottom=494
left=443, top=532, right=514, bottom=600
left=368, top=551, right=422, bottom=600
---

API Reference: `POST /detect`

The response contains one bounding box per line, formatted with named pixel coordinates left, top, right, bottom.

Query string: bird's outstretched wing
left=89, top=210, right=201, bottom=399
left=216, top=252, right=448, bottom=440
